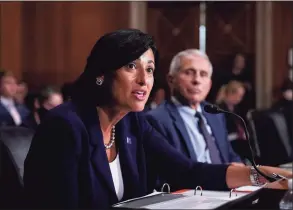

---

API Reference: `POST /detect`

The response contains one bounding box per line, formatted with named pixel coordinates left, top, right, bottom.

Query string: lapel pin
left=126, top=137, right=132, bottom=144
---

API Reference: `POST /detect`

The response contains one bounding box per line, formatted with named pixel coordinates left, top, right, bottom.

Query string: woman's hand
left=225, top=164, right=292, bottom=189
left=259, top=165, right=293, bottom=180
left=230, top=162, right=246, bottom=167
left=266, top=179, right=291, bottom=190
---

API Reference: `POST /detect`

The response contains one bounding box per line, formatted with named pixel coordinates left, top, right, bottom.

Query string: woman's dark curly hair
left=71, top=29, right=159, bottom=107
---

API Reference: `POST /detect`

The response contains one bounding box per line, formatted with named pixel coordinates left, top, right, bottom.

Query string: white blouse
left=109, top=153, right=124, bottom=201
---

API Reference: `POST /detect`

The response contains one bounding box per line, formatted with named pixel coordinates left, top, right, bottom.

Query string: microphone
left=204, top=104, right=282, bottom=182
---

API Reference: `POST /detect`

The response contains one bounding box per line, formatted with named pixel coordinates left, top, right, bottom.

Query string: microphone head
left=204, top=104, right=222, bottom=114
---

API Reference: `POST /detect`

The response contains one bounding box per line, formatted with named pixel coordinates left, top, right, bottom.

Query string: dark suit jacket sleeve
left=221, top=115, right=242, bottom=163
left=145, top=113, right=169, bottom=139
left=0, top=141, right=23, bottom=208
left=23, top=116, right=80, bottom=209
left=139, top=115, right=230, bottom=191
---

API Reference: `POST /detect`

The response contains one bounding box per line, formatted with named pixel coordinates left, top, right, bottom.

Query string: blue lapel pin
left=126, top=137, right=132, bottom=144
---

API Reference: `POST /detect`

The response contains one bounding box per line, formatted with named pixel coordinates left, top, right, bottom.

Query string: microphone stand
left=206, top=104, right=283, bottom=182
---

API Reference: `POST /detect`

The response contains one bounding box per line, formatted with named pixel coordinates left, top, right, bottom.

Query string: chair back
left=247, top=109, right=292, bottom=166
left=0, top=126, right=34, bottom=208
left=0, top=126, right=34, bottom=179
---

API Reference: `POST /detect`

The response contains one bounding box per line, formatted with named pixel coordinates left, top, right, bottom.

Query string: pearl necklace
left=104, top=126, right=115, bottom=149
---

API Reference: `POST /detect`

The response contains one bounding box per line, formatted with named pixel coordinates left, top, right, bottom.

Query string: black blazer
left=0, top=101, right=30, bottom=127
left=24, top=101, right=229, bottom=209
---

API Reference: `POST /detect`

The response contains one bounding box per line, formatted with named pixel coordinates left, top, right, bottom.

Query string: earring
left=96, top=77, right=104, bottom=86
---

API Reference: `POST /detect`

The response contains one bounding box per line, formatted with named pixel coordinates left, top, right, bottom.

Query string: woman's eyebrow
left=148, top=60, right=155, bottom=65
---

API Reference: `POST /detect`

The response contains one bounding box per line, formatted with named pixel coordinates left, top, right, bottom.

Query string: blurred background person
left=144, top=87, right=165, bottom=111
left=61, top=82, right=73, bottom=102
left=216, top=80, right=246, bottom=114
left=23, top=86, right=63, bottom=130
left=211, top=53, right=254, bottom=118
left=229, top=53, right=253, bottom=91
left=15, top=81, right=28, bottom=105
left=0, top=71, right=29, bottom=127
left=38, top=86, right=63, bottom=111
left=216, top=80, right=251, bottom=162
left=227, top=53, right=254, bottom=118
left=272, top=78, right=293, bottom=111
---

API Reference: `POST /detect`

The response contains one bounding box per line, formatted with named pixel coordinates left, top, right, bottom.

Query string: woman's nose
left=137, top=69, right=147, bottom=86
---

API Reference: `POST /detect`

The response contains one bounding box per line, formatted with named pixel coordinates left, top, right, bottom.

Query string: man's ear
left=167, top=74, right=174, bottom=88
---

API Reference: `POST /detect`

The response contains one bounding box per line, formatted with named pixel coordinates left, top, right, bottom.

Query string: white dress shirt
left=0, top=96, right=22, bottom=125
left=109, top=153, right=124, bottom=201
left=171, top=96, right=214, bottom=163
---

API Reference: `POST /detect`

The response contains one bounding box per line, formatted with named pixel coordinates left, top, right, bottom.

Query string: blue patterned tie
left=195, top=112, right=222, bottom=164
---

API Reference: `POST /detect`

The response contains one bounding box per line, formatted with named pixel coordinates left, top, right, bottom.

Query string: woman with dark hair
left=226, top=53, right=254, bottom=118
left=23, top=29, right=291, bottom=209
left=272, top=78, right=293, bottom=142
left=210, top=53, right=254, bottom=117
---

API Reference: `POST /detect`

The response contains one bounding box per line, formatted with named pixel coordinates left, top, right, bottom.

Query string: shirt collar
left=0, top=96, right=15, bottom=107
left=171, top=96, right=202, bottom=115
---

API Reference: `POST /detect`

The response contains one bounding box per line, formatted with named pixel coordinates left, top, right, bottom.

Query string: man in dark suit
left=146, top=49, right=241, bottom=164
left=0, top=71, right=29, bottom=127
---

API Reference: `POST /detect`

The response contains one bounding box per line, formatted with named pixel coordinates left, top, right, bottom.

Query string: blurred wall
left=272, top=2, right=293, bottom=100
left=146, top=1, right=292, bottom=108
left=0, top=2, right=23, bottom=80
left=0, top=1, right=292, bottom=108
left=256, top=1, right=293, bottom=108
left=0, top=1, right=129, bottom=90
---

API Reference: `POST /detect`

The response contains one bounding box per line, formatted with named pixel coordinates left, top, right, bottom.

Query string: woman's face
left=227, top=86, right=245, bottom=105
left=110, top=48, right=155, bottom=112
left=234, top=54, right=246, bottom=70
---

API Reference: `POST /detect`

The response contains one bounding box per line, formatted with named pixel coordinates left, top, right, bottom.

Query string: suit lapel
left=116, top=115, right=141, bottom=200
left=76, top=103, right=117, bottom=202
left=202, top=104, right=228, bottom=163
left=166, top=101, right=198, bottom=161
left=0, top=102, right=15, bottom=126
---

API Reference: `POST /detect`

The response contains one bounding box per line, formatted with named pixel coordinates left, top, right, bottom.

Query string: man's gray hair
left=168, top=49, right=213, bottom=76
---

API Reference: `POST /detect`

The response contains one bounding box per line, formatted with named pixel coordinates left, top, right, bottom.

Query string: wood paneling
left=0, top=2, right=23, bottom=80
left=272, top=1, right=293, bottom=100
left=23, top=2, right=129, bottom=90
left=147, top=2, right=200, bottom=88
left=0, top=2, right=130, bottom=90
left=0, top=1, right=291, bottom=98
left=206, top=2, right=256, bottom=71
left=68, top=2, right=129, bottom=83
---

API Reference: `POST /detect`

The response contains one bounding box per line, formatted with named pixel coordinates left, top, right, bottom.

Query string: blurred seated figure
left=247, top=108, right=292, bottom=166
left=14, top=81, right=28, bottom=105
left=0, top=71, right=30, bottom=127
left=216, top=81, right=251, bottom=162
left=23, top=86, right=63, bottom=130
left=210, top=53, right=254, bottom=118
left=61, top=82, right=73, bottom=102
left=271, top=78, right=293, bottom=156
left=272, top=78, right=292, bottom=111
left=145, top=87, right=165, bottom=111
